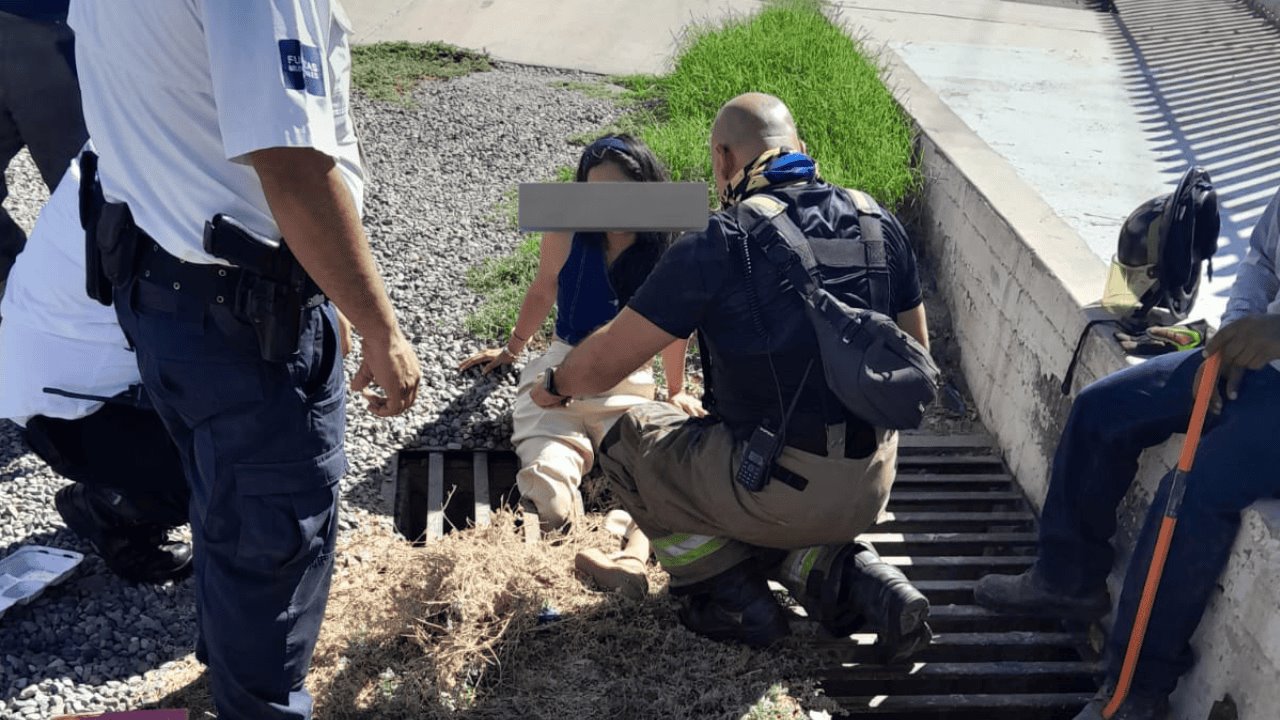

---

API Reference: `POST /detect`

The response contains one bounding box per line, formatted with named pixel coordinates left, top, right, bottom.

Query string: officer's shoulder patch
left=279, top=40, right=326, bottom=97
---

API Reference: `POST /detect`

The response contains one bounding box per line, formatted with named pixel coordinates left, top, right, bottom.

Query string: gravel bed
left=0, top=62, right=622, bottom=719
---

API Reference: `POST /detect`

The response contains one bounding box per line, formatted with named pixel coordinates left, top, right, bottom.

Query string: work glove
left=1114, top=320, right=1209, bottom=356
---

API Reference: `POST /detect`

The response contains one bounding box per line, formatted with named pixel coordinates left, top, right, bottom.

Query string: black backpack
left=733, top=189, right=940, bottom=430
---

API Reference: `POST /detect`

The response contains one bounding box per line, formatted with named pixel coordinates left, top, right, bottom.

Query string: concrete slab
left=845, top=0, right=1280, bottom=325
left=345, top=0, right=760, bottom=76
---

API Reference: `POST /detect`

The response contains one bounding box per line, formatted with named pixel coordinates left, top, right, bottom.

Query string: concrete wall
left=882, top=53, right=1280, bottom=720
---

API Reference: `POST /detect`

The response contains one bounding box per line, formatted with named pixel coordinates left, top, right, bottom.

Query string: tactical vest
left=700, top=184, right=894, bottom=455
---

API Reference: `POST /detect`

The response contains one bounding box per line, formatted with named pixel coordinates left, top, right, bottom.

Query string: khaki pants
left=598, top=402, right=898, bottom=588
left=511, top=341, right=655, bottom=520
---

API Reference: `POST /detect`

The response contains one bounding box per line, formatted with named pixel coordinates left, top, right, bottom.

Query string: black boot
left=55, top=484, right=192, bottom=584
left=815, top=542, right=932, bottom=664
left=676, top=562, right=791, bottom=648
left=974, top=564, right=1110, bottom=621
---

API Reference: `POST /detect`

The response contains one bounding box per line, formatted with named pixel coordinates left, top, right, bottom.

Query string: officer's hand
left=336, top=310, right=353, bottom=358
left=668, top=391, right=706, bottom=418
left=1203, top=314, right=1280, bottom=412
left=458, top=347, right=515, bottom=375
left=352, top=330, right=421, bottom=417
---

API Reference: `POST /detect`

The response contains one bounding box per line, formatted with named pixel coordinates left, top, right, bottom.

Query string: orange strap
left=1104, top=352, right=1221, bottom=718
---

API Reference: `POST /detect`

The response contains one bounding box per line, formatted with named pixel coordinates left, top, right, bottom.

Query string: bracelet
left=507, top=331, right=528, bottom=356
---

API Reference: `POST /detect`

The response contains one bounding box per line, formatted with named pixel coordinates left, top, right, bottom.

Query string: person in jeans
left=975, top=187, right=1280, bottom=720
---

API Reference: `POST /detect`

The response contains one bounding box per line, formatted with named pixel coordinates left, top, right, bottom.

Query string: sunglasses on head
left=582, top=137, right=633, bottom=165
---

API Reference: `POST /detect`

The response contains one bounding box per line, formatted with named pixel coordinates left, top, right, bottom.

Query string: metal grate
left=820, top=432, right=1099, bottom=719
left=393, top=449, right=521, bottom=543
left=393, top=432, right=1102, bottom=717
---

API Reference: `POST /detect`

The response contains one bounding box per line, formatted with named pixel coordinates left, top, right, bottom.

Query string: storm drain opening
left=392, top=433, right=1102, bottom=717
left=393, top=448, right=523, bottom=543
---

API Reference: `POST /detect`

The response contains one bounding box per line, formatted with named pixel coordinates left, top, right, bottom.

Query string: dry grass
left=149, top=508, right=834, bottom=719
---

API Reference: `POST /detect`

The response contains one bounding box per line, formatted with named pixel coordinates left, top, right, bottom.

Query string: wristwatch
left=543, top=367, right=571, bottom=406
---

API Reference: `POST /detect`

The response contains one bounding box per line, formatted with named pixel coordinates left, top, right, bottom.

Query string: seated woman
left=459, top=134, right=702, bottom=537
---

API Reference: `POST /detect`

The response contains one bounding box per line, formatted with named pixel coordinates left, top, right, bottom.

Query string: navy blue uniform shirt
left=631, top=180, right=921, bottom=352
left=629, top=180, right=923, bottom=440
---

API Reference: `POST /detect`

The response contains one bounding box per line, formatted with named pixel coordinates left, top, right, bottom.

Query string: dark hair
left=576, top=134, right=674, bottom=249
left=575, top=134, right=675, bottom=305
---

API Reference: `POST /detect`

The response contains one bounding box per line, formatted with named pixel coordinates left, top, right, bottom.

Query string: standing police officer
left=533, top=93, right=933, bottom=659
left=0, top=0, right=87, bottom=295
left=68, top=2, right=421, bottom=718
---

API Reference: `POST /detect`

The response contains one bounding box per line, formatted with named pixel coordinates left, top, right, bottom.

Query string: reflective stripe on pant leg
left=652, top=533, right=730, bottom=568
left=776, top=546, right=824, bottom=589
left=651, top=532, right=754, bottom=589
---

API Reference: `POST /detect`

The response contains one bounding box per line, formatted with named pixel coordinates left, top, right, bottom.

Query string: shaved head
left=709, top=93, right=805, bottom=199
left=711, top=93, right=802, bottom=154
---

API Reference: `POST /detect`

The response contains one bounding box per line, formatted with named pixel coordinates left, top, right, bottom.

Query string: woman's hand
left=668, top=391, right=706, bottom=417
left=458, top=347, right=517, bottom=375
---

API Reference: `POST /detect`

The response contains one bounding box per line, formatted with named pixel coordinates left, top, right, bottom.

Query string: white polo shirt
left=68, top=0, right=365, bottom=264
left=0, top=153, right=138, bottom=427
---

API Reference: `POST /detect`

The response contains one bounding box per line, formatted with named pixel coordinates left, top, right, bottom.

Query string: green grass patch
left=464, top=236, right=546, bottom=340
left=552, top=79, right=627, bottom=101
left=622, top=0, right=918, bottom=209
left=352, top=42, right=491, bottom=103
left=465, top=0, right=918, bottom=341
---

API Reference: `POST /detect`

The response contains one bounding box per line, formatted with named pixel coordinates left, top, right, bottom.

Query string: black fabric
left=0, top=9, right=86, bottom=281
left=629, top=181, right=923, bottom=439
left=0, top=2, right=69, bottom=22
left=733, top=193, right=939, bottom=430
left=23, top=403, right=189, bottom=528
left=607, top=237, right=665, bottom=308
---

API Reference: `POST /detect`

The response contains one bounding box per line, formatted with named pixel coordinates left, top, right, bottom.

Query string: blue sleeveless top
left=555, top=233, right=619, bottom=346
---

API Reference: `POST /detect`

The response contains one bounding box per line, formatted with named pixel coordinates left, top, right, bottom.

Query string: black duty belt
left=134, top=240, right=324, bottom=311
left=136, top=241, right=242, bottom=308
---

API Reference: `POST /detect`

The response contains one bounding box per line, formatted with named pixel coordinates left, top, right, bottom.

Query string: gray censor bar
left=518, top=182, right=709, bottom=232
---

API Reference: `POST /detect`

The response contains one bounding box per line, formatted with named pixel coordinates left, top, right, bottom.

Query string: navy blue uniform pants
left=0, top=11, right=87, bottom=281
left=1037, top=349, right=1280, bottom=696
left=114, top=274, right=346, bottom=720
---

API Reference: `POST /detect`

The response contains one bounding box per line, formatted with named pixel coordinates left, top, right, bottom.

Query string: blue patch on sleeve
left=279, top=39, right=326, bottom=96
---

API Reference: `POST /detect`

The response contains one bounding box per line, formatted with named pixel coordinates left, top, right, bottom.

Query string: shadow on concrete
left=1106, top=0, right=1280, bottom=303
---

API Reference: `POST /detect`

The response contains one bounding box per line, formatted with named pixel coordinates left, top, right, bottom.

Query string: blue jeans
left=114, top=273, right=346, bottom=720
left=1037, top=349, right=1280, bottom=696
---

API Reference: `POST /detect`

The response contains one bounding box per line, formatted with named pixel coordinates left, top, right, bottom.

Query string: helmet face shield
left=1103, top=256, right=1158, bottom=313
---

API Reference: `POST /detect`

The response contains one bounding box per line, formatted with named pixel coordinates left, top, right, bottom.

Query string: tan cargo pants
left=511, top=341, right=655, bottom=523
left=598, top=402, right=898, bottom=588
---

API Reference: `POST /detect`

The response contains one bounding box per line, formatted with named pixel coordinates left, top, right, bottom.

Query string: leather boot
left=815, top=542, right=932, bottom=664
left=575, top=517, right=651, bottom=600
left=974, top=563, right=1110, bottom=621
left=55, top=483, right=192, bottom=584
left=677, top=561, right=790, bottom=648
